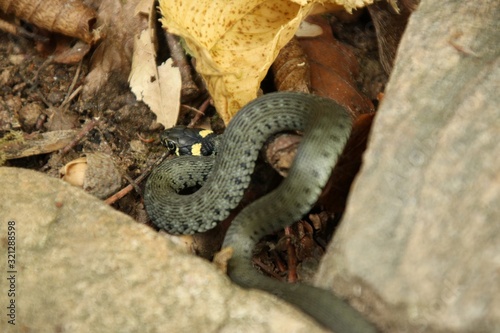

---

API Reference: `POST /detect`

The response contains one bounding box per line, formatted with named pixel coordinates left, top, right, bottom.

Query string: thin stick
left=0, top=19, right=17, bottom=36
left=32, top=56, right=54, bottom=89
left=104, top=152, right=169, bottom=205
left=284, top=226, right=298, bottom=283
left=61, top=61, right=83, bottom=108
left=165, top=32, right=200, bottom=99
left=187, top=97, right=211, bottom=127
left=59, top=118, right=99, bottom=156
left=252, top=257, right=285, bottom=281
left=60, top=85, right=82, bottom=108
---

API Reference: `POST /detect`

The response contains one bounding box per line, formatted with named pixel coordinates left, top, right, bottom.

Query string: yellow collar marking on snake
left=190, top=143, right=203, bottom=156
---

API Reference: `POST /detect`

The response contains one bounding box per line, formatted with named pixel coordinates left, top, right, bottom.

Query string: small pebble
left=19, top=103, right=44, bottom=130
left=8, top=54, right=24, bottom=65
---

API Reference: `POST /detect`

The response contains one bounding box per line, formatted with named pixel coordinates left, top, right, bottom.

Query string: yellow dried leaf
left=159, top=0, right=373, bottom=123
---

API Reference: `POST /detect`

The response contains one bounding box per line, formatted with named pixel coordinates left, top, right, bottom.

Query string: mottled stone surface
left=317, top=1, right=500, bottom=332
left=0, top=167, right=325, bottom=333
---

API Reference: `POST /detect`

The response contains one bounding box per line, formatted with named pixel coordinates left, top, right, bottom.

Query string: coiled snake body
left=144, top=92, right=377, bottom=333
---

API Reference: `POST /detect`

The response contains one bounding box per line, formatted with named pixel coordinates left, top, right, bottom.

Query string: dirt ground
left=0, top=10, right=386, bottom=276
left=0, top=30, right=159, bottom=222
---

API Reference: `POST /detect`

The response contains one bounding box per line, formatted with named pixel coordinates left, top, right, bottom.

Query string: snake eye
left=164, top=140, right=177, bottom=152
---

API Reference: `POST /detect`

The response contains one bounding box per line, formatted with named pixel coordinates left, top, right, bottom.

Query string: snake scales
left=144, top=92, right=377, bottom=332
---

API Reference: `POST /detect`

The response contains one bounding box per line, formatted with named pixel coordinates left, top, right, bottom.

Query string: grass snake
left=144, top=92, right=377, bottom=333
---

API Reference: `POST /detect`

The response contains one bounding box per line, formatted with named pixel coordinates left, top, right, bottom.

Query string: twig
left=187, top=97, right=211, bottom=127
left=122, top=173, right=143, bottom=197
left=0, top=17, right=49, bottom=42
left=59, top=118, right=99, bottom=156
left=181, top=104, right=205, bottom=115
left=17, top=26, right=50, bottom=43
left=0, top=18, right=17, bottom=36
left=136, top=133, right=155, bottom=143
left=32, top=56, right=54, bottom=89
left=60, top=85, right=82, bottom=109
left=60, top=61, right=83, bottom=108
left=165, top=32, right=200, bottom=100
left=252, top=257, right=285, bottom=281
left=284, top=226, right=298, bottom=283
left=41, top=118, right=100, bottom=171
left=104, top=152, right=170, bottom=205
left=104, top=181, right=134, bottom=205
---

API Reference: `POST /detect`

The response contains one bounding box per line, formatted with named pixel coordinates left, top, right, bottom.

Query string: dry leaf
left=128, top=0, right=182, bottom=128
left=271, top=37, right=310, bottom=93
left=129, top=33, right=182, bottom=128
left=82, top=0, right=146, bottom=97
left=298, top=15, right=374, bottom=116
left=44, top=106, right=79, bottom=131
left=52, top=40, right=91, bottom=64
left=0, top=130, right=78, bottom=160
left=159, top=0, right=374, bottom=123
left=0, top=0, right=98, bottom=44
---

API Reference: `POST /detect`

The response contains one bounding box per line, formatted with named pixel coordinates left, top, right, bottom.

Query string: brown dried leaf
left=52, top=40, right=91, bottom=64
left=298, top=15, right=374, bottom=116
left=271, top=37, right=310, bottom=93
left=264, top=133, right=302, bottom=177
left=44, top=106, right=79, bottom=131
left=0, top=130, right=78, bottom=160
left=82, top=0, right=146, bottom=97
left=0, top=0, right=98, bottom=44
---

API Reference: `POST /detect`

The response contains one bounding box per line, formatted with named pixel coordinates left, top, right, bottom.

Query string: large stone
left=317, top=1, right=500, bottom=332
left=0, top=167, right=326, bottom=333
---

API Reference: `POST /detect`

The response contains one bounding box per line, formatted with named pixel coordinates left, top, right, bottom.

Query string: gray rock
left=0, top=167, right=325, bottom=333
left=317, top=1, right=500, bottom=332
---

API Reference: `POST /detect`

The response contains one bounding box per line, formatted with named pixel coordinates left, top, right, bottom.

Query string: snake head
left=160, top=126, right=217, bottom=156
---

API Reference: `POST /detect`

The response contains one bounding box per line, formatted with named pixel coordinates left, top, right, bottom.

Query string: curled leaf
left=299, top=15, right=374, bottom=116
left=272, top=37, right=310, bottom=93
left=159, top=0, right=374, bottom=123
left=0, top=0, right=98, bottom=44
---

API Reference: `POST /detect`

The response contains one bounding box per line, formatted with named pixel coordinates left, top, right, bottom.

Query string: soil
left=0, top=9, right=387, bottom=278
left=0, top=31, right=161, bottom=225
